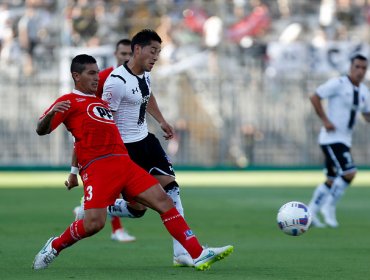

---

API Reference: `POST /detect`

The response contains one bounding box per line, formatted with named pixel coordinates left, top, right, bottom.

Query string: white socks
left=325, top=176, right=349, bottom=207
left=308, top=183, right=330, bottom=215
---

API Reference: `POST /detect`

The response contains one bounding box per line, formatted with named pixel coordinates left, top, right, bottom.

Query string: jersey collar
left=72, top=89, right=95, bottom=96
left=124, top=63, right=145, bottom=79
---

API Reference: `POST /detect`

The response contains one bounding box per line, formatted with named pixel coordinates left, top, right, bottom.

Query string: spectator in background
left=0, top=4, right=21, bottom=69
left=18, top=6, right=40, bottom=76
left=71, top=2, right=98, bottom=46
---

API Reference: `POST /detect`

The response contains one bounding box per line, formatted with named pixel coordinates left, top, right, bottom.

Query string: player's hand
left=323, top=120, right=335, bottom=132
left=52, top=100, right=71, bottom=114
left=65, top=173, right=79, bottom=190
left=160, top=121, right=175, bottom=140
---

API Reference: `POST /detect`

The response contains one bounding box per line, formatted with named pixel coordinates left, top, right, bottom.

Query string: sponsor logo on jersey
left=76, top=98, right=86, bottom=102
left=103, top=92, right=112, bottom=102
left=82, top=173, right=88, bottom=182
left=87, top=103, right=115, bottom=124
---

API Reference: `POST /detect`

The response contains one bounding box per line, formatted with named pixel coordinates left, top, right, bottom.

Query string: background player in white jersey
left=69, top=39, right=136, bottom=243
left=307, top=54, right=370, bottom=228
left=102, top=29, right=193, bottom=267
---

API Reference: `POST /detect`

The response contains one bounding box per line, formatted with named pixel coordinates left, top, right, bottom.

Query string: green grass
left=1, top=172, right=370, bottom=279
left=1, top=170, right=370, bottom=188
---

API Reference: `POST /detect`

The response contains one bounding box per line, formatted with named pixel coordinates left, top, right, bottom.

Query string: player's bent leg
left=33, top=208, right=107, bottom=270
left=321, top=174, right=353, bottom=227
left=308, top=183, right=330, bottom=228
left=134, top=183, right=174, bottom=214
left=162, top=180, right=193, bottom=267
left=134, top=184, right=233, bottom=270
left=83, top=208, right=107, bottom=235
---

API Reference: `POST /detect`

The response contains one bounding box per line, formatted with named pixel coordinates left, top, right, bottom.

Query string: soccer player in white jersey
left=101, top=29, right=194, bottom=267
left=308, top=54, right=370, bottom=228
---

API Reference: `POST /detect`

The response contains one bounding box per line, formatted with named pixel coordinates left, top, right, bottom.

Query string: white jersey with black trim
left=102, top=64, right=151, bottom=143
left=316, top=75, right=370, bottom=147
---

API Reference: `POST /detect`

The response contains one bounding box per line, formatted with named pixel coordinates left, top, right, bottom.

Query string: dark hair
left=115, top=39, right=131, bottom=51
left=350, top=54, right=368, bottom=64
left=131, top=29, right=162, bottom=52
left=70, top=54, right=97, bottom=74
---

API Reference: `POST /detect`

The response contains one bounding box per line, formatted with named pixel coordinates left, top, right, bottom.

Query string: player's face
left=73, top=63, right=99, bottom=95
left=349, top=59, right=367, bottom=85
left=115, top=44, right=132, bottom=66
left=137, top=40, right=161, bottom=72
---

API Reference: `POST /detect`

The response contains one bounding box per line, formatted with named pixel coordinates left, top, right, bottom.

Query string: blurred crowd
left=2, top=0, right=370, bottom=167
left=0, top=0, right=370, bottom=78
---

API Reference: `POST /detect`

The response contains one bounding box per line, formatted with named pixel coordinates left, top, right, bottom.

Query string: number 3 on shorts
left=85, top=185, right=93, bottom=201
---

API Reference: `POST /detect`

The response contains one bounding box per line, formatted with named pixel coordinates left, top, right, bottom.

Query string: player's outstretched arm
left=36, top=101, right=71, bottom=135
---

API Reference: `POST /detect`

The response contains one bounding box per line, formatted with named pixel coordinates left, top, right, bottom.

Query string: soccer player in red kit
left=70, top=38, right=135, bottom=243
left=32, top=54, right=233, bottom=271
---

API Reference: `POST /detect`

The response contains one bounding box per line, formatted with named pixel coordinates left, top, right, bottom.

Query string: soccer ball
left=277, top=201, right=312, bottom=236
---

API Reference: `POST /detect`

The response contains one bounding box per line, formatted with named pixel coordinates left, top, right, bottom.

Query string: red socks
left=51, top=208, right=203, bottom=259
left=160, top=207, right=203, bottom=259
left=52, top=219, right=88, bottom=253
left=111, top=216, right=123, bottom=233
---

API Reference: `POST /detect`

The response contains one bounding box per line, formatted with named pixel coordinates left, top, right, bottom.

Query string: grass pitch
left=0, top=171, right=369, bottom=279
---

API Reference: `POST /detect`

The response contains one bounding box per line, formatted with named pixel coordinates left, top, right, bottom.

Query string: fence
left=2, top=51, right=369, bottom=168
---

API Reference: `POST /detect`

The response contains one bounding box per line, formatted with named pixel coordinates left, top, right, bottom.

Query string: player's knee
left=127, top=205, right=147, bottom=218
left=84, top=218, right=105, bottom=234
left=325, top=179, right=333, bottom=187
left=160, top=194, right=175, bottom=210
left=163, top=181, right=179, bottom=192
left=343, top=172, right=356, bottom=182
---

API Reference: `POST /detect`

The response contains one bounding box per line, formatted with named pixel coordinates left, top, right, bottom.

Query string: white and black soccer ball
left=277, top=201, right=312, bottom=236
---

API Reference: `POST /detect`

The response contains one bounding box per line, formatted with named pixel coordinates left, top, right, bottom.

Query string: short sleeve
left=39, top=97, right=69, bottom=132
left=102, top=76, right=125, bottom=112
left=315, top=78, right=340, bottom=99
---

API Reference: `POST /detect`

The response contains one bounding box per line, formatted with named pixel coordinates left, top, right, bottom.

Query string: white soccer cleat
left=173, top=253, right=194, bottom=267
left=32, top=237, right=58, bottom=270
left=111, top=229, right=136, bottom=242
left=310, top=214, right=326, bottom=228
left=320, top=204, right=339, bottom=228
left=193, top=245, right=234, bottom=271
left=107, top=199, right=135, bottom=218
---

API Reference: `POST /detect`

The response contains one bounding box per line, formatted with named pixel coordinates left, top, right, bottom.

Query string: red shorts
left=80, top=155, right=159, bottom=209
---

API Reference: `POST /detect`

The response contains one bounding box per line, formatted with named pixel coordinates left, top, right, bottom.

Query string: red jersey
left=96, top=66, right=114, bottom=98
left=40, top=89, right=128, bottom=169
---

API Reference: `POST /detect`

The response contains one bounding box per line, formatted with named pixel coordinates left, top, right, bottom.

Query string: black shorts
left=124, top=133, right=175, bottom=177
left=320, top=143, right=356, bottom=179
